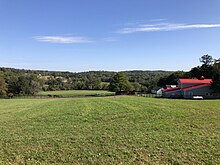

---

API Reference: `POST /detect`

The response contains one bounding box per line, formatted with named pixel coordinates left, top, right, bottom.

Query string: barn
left=162, top=78, right=220, bottom=99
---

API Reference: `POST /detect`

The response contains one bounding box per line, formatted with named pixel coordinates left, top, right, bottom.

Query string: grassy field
left=0, top=97, right=219, bottom=164
left=38, top=90, right=115, bottom=97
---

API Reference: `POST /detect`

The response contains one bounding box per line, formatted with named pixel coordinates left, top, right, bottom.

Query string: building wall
left=162, top=90, right=182, bottom=98
left=183, top=86, right=220, bottom=99
left=156, top=89, right=163, bottom=95
left=181, top=83, right=204, bottom=88
left=151, top=87, right=163, bottom=94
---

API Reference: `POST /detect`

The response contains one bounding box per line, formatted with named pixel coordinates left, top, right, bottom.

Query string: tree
left=6, top=74, right=41, bottom=96
left=199, top=55, right=215, bottom=78
left=188, top=54, right=215, bottom=79
left=6, top=74, right=20, bottom=95
left=0, top=75, right=7, bottom=96
left=17, top=75, right=41, bottom=95
left=157, top=71, right=187, bottom=87
left=213, top=58, right=220, bottom=70
left=211, top=59, right=220, bottom=92
left=211, top=73, right=220, bottom=92
left=200, top=54, right=214, bottom=66
left=189, top=67, right=203, bottom=79
left=132, top=82, right=142, bottom=92
left=109, top=72, right=133, bottom=92
left=85, top=75, right=102, bottom=90
left=47, top=77, right=64, bottom=91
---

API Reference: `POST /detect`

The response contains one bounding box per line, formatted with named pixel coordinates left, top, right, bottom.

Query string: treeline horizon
left=0, top=67, right=172, bottom=96
left=0, top=54, right=219, bottom=97
left=0, top=67, right=173, bottom=80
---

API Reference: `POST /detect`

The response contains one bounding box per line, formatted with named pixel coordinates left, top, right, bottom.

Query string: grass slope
left=0, top=97, right=219, bottom=164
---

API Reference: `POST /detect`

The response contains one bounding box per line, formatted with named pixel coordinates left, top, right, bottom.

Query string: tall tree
left=200, top=54, right=215, bottom=78
left=189, top=54, right=215, bottom=79
left=109, top=72, right=133, bottom=92
left=199, top=54, right=214, bottom=66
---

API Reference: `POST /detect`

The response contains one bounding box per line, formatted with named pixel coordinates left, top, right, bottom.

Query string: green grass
left=38, top=90, right=115, bottom=97
left=0, top=97, right=220, bottom=164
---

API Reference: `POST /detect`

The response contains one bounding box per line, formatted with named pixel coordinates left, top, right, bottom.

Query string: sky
left=0, top=0, right=220, bottom=72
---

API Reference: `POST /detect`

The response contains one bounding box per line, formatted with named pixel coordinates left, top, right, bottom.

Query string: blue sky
left=0, top=0, right=220, bottom=72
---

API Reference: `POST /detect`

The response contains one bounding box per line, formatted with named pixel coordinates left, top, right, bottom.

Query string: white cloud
left=150, top=18, right=167, bottom=22
left=118, top=23, right=220, bottom=34
left=34, top=36, right=93, bottom=43
left=103, top=37, right=118, bottom=42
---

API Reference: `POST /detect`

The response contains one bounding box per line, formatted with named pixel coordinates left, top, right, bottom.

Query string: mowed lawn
left=38, top=90, right=115, bottom=97
left=0, top=97, right=219, bottom=164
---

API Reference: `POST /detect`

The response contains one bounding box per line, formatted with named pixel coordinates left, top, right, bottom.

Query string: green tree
left=211, top=59, right=220, bottom=92
left=85, top=75, right=102, bottom=90
left=0, top=75, right=7, bottom=96
left=189, top=67, right=203, bottom=79
left=47, top=77, right=64, bottom=91
left=211, top=73, right=220, bottom=92
left=200, top=54, right=214, bottom=66
left=133, top=82, right=142, bottom=92
left=157, top=71, right=187, bottom=87
left=109, top=72, right=133, bottom=92
left=17, top=75, right=41, bottom=95
left=213, top=58, right=220, bottom=70
left=199, top=54, right=215, bottom=78
left=6, top=74, right=20, bottom=95
left=188, top=54, right=215, bottom=79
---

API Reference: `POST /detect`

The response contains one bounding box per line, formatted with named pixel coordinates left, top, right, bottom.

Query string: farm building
left=151, top=87, right=163, bottom=94
left=162, top=78, right=220, bottom=99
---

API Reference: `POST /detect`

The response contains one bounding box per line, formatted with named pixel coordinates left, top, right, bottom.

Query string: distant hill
left=0, top=67, right=172, bottom=87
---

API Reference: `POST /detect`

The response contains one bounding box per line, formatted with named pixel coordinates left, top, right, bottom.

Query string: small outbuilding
left=151, top=87, right=164, bottom=95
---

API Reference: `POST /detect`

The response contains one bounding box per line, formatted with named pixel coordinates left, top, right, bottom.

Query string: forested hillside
left=0, top=67, right=172, bottom=97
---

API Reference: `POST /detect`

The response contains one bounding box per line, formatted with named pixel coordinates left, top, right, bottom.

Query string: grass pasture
left=0, top=97, right=220, bottom=164
left=38, top=90, right=115, bottom=98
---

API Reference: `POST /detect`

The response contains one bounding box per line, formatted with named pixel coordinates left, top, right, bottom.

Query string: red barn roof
left=163, top=87, right=180, bottom=92
left=179, top=79, right=212, bottom=84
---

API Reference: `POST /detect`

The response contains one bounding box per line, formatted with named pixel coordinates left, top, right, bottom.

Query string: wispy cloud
left=103, top=37, right=118, bottom=42
left=118, top=23, right=220, bottom=34
left=34, top=35, right=93, bottom=43
left=150, top=18, right=167, bottom=22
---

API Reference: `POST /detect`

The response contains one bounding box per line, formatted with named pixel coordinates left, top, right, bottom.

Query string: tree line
left=0, top=68, right=171, bottom=97
left=0, top=54, right=219, bottom=97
